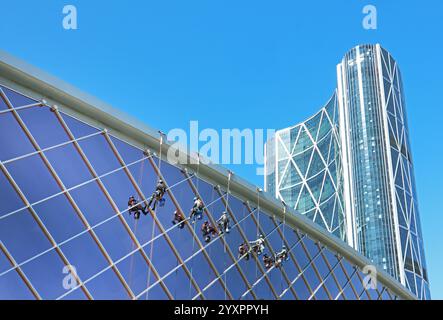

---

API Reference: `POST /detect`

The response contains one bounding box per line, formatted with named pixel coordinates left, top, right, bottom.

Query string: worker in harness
left=263, top=254, right=275, bottom=270
left=274, top=245, right=289, bottom=268
left=201, top=221, right=217, bottom=243
left=147, top=179, right=167, bottom=210
left=190, top=197, right=204, bottom=223
left=216, top=211, right=230, bottom=235
left=171, top=210, right=186, bottom=229
left=275, top=246, right=289, bottom=266
left=248, top=234, right=265, bottom=255
left=238, top=243, right=250, bottom=261
left=127, top=196, right=148, bottom=220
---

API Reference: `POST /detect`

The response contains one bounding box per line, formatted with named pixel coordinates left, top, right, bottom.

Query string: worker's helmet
left=159, top=179, right=163, bottom=183
left=194, top=197, right=198, bottom=201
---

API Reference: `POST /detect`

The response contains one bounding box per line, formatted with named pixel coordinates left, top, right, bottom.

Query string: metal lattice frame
left=0, top=59, right=415, bottom=300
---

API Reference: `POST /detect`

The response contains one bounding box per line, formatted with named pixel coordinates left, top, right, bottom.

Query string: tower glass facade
left=266, top=44, right=430, bottom=299
left=265, top=93, right=347, bottom=242
left=0, top=53, right=413, bottom=300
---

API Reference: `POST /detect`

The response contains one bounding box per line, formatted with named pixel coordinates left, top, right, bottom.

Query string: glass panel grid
left=0, top=83, right=410, bottom=300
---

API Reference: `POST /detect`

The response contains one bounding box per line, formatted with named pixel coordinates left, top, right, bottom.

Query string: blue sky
left=1, top=0, right=442, bottom=298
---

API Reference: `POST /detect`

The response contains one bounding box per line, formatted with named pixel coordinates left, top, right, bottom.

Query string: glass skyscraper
left=0, top=48, right=418, bottom=300
left=265, top=44, right=429, bottom=299
left=264, top=92, right=346, bottom=242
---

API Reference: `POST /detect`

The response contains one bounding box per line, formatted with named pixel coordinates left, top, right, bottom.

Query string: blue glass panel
left=60, top=232, right=108, bottom=281
left=280, top=287, right=295, bottom=300
left=1, top=86, right=38, bottom=107
left=139, top=282, right=170, bottom=300
left=0, top=209, right=51, bottom=263
left=314, top=284, right=329, bottom=300
left=5, top=154, right=60, bottom=203
left=313, top=253, right=330, bottom=280
left=291, top=276, right=311, bottom=300
left=292, top=241, right=310, bottom=269
left=303, top=237, right=321, bottom=257
left=69, top=181, right=115, bottom=226
left=323, top=274, right=341, bottom=299
left=60, top=287, right=88, bottom=300
left=282, top=229, right=302, bottom=248
left=163, top=266, right=197, bottom=300
left=254, top=277, right=275, bottom=300
left=332, top=261, right=348, bottom=291
left=18, top=106, right=71, bottom=149
left=201, top=276, right=227, bottom=300
left=224, top=267, right=252, bottom=299
left=241, top=291, right=255, bottom=300
left=61, top=113, right=100, bottom=137
left=127, top=158, right=157, bottom=197
left=281, top=248, right=301, bottom=283
left=0, top=170, right=25, bottom=219
left=185, top=250, right=220, bottom=298
left=86, top=268, right=130, bottom=300
left=78, top=134, right=121, bottom=176
left=116, top=251, right=154, bottom=297
left=226, top=193, right=248, bottom=221
left=44, top=142, right=93, bottom=189
left=33, top=193, right=86, bottom=243
left=258, top=211, right=276, bottom=235
left=302, top=263, right=321, bottom=292
left=21, top=249, right=69, bottom=299
left=0, top=268, right=36, bottom=299
left=149, top=229, right=183, bottom=278
left=0, top=112, right=35, bottom=161
left=269, top=268, right=291, bottom=298
left=265, top=224, right=285, bottom=255
left=157, top=159, right=186, bottom=187
left=94, top=216, right=134, bottom=261
left=0, top=93, right=8, bottom=110
left=202, top=236, right=232, bottom=279
left=341, top=281, right=357, bottom=300
left=111, top=135, right=144, bottom=165
left=0, top=249, right=11, bottom=274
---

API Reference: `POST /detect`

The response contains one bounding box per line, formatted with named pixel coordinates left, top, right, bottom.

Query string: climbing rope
left=281, top=202, right=287, bottom=293
left=224, top=171, right=233, bottom=300
left=128, top=152, right=147, bottom=291
left=188, top=152, right=201, bottom=298
left=146, top=132, right=164, bottom=300
left=255, top=187, right=262, bottom=281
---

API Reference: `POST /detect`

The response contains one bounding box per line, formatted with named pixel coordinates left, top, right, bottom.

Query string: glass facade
left=338, top=45, right=429, bottom=299
left=0, top=82, right=406, bottom=300
left=265, top=93, right=347, bottom=242
left=266, top=44, right=429, bottom=299
left=339, top=45, right=400, bottom=279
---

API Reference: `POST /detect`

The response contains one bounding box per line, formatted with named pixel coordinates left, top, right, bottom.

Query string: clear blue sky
left=1, top=0, right=442, bottom=298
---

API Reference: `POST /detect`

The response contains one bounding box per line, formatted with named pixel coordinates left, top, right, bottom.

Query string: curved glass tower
left=264, top=93, right=347, bottom=242
left=266, top=44, right=430, bottom=299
